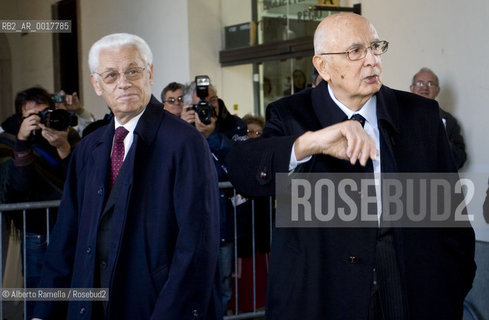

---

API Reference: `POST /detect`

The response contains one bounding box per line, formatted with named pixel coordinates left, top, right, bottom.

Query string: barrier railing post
left=232, top=187, right=239, bottom=316
left=23, top=209, right=27, bottom=320
left=251, top=199, right=256, bottom=312
left=0, top=211, right=3, bottom=320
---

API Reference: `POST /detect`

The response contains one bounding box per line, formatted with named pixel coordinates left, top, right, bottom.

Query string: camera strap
left=211, top=152, right=228, bottom=175
left=33, top=145, right=60, bottom=168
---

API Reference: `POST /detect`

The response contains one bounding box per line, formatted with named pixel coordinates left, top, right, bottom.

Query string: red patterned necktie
left=110, top=126, right=129, bottom=187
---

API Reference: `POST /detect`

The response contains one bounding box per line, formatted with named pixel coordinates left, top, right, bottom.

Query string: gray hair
left=88, top=33, right=153, bottom=73
left=412, top=67, right=439, bottom=85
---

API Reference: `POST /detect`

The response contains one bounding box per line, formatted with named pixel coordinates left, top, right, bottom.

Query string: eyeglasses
left=319, top=40, right=389, bottom=61
left=164, top=96, right=184, bottom=104
left=93, top=66, right=146, bottom=85
left=247, top=129, right=263, bottom=137
left=413, top=81, right=438, bottom=88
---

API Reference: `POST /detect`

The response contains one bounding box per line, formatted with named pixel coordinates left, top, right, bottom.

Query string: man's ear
left=432, top=86, right=440, bottom=99
left=312, top=55, right=331, bottom=82
left=90, top=74, right=103, bottom=96
left=409, top=85, right=415, bottom=93
left=148, top=64, right=154, bottom=86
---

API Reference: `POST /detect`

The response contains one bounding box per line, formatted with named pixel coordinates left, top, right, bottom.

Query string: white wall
left=219, top=0, right=254, bottom=116
left=187, top=0, right=222, bottom=91
left=0, top=0, right=58, bottom=104
left=79, top=0, right=191, bottom=119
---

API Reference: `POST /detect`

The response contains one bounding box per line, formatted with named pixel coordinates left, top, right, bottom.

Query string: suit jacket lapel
left=101, top=95, right=165, bottom=219
left=376, top=86, right=401, bottom=173
left=311, top=81, right=349, bottom=128
left=133, top=96, right=165, bottom=147
left=87, top=122, right=115, bottom=221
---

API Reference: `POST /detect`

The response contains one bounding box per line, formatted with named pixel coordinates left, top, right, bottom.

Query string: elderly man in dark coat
left=33, top=33, right=221, bottom=320
left=226, top=13, right=475, bottom=320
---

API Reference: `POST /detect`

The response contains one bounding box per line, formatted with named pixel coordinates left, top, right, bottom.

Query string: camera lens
left=39, top=109, right=77, bottom=131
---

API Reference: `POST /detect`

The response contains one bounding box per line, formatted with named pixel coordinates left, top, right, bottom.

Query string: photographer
left=182, top=78, right=247, bottom=313
left=0, top=86, right=79, bottom=319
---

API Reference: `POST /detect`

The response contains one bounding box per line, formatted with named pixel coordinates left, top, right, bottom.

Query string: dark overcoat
left=34, top=97, right=221, bottom=320
left=225, top=82, right=476, bottom=320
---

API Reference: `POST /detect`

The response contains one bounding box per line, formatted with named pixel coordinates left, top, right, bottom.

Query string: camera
left=191, top=75, right=215, bottom=125
left=51, top=92, right=66, bottom=104
left=38, top=109, right=78, bottom=131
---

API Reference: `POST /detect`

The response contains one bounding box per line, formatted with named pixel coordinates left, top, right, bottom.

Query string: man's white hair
left=88, top=33, right=153, bottom=73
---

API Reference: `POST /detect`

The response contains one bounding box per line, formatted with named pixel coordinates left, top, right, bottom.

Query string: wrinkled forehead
left=320, top=14, right=379, bottom=50
left=414, top=71, right=437, bottom=82
left=98, top=45, right=144, bottom=71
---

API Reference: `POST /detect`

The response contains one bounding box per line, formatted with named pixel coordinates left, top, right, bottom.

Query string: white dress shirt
left=289, top=85, right=382, bottom=222
left=113, top=109, right=145, bottom=161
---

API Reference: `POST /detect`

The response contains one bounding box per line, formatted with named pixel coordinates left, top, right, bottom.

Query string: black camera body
left=38, top=109, right=78, bottom=131
left=192, top=75, right=215, bottom=125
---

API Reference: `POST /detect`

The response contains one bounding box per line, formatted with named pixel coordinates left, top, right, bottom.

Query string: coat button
left=97, top=186, right=104, bottom=196
left=349, top=256, right=359, bottom=264
left=260, top=172, right=267, bottom=179
left=80, top=306, right=86, bottom=314
left=192, top=309, right=199, bottom=318
left=86, top=247, right=92, bottom=254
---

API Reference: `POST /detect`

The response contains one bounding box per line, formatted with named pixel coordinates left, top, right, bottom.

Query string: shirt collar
left=114, top=109, right=145, bottom=133
left=327, top=85, right=378, bottom=128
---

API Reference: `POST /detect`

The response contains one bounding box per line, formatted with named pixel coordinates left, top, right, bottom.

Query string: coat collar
left=311, top=81, right=400, bottom=136
left=89, top=95, right=165, bottom=185
left=376, top=85, right=400, bottom=135
left=311, top=81, right=348, bottom=128
left=133, top=95, right=166, bottom=146
left=94, top=95, right=165, bottom=148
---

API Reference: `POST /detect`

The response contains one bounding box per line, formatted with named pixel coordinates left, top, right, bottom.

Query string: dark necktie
left=350, top=113, right=366, bottom=127
left=110, top=126, right=129, bottom=187
left=350, top=113, right=373, bottom=172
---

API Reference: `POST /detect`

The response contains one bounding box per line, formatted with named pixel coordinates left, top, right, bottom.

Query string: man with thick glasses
left=410, top=67, right=467, bottom=169
left=226, top=13, right=475, bottom=320
left=161, top=81, right=185, bottom=117
left=33, top=33, right=221, bottom=320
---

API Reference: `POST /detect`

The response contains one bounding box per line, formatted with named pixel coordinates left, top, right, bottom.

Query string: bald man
left=410, top=67, right=467, bottom=168
left=226, top=13, right=475, bottom=320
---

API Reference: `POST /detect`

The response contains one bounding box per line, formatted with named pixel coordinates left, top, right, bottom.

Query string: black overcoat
left=226, top=82, right=476, bottom=320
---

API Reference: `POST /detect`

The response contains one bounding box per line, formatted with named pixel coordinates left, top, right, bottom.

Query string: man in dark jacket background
left=410, top=67, right=467, bottom=169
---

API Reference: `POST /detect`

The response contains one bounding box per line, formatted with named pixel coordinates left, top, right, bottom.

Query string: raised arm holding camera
left=16, top=101, right=74, bottom=159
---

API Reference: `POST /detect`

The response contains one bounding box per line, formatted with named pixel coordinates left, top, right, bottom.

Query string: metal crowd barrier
left=0, top=200, right=60, bottom=320
left=220, top=181, right=273, bottom=320
left=0, top=183, right=273, bottom=320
